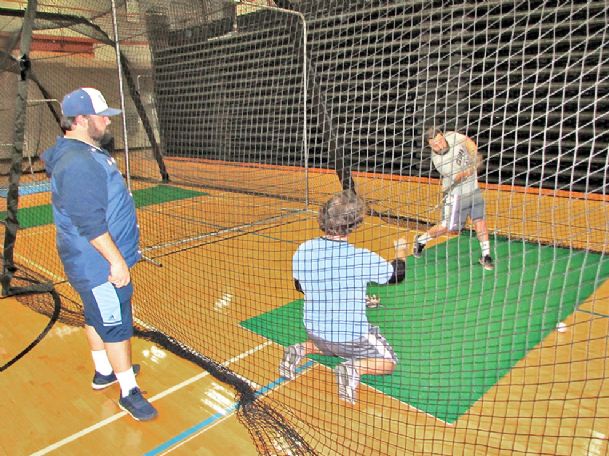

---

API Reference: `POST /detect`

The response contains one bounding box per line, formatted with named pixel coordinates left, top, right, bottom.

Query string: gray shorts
left=441, top=188, right=486, bottom=231
left=308, top=326, right=398, bottom=363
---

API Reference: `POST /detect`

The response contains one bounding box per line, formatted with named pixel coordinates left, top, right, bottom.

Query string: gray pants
left=308, top=326, right=398, bottom=363
left=441, top=188, right=486, bottom=231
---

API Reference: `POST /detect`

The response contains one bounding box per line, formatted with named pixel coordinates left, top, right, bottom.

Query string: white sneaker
left=279, top=344, right=305, bottom=380
left=479, top=255, right=495, bottom=271
left=335, top=362, right=360, bottom=404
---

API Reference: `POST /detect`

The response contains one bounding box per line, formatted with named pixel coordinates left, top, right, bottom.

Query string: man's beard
left=88, top=123, right=108, bottom=146
left=99, top=132, right=114, bottom=151
left=434, top=145, right=449, bottom=155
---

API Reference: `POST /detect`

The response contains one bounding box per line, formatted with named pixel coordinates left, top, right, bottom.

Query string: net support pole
left=1, top=0, right=37, bottom=295
left=25, top=98, right=60, bottom=174
left=301, top=13, right=308, bottom=208
left=110, top=0, right=132, bottom=191
left=238, top=1, right=308, bottom=208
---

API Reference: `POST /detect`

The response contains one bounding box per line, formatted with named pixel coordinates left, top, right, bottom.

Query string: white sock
left=418, top=233, right=432, bottom=245
left=481, top=241, right=490, bottom=257
left=91, top=350, right=113, bottom=375
left=116, top=367, right=138, bottom=397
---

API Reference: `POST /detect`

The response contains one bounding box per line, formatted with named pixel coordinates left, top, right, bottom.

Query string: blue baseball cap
left=61, top=87, right=122, bottom=117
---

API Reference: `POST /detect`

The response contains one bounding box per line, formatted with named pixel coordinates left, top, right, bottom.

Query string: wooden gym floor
left=2, top=161, right=609, bottom=455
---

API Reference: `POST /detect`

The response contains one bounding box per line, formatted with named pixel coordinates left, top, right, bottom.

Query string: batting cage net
left=2, top=0, right=609, bottom=454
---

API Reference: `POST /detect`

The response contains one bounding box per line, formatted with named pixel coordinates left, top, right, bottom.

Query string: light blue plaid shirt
left=293, top=237, right=393, bottom=342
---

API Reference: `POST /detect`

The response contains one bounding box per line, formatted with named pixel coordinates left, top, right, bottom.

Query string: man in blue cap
left=42, top=88, right=157, bottom=421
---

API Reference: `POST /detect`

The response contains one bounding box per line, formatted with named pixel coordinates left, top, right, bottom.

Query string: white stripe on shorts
left=365, top=332, right=394, bottom=361
left=448, top=194, right=461, bottom=231
left=91, top=282, right=122, bottom=327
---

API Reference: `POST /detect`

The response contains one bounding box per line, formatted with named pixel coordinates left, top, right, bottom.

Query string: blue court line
left=0, top=180, right=51, bottom=197
left=144, top=360, right=315, bottom=456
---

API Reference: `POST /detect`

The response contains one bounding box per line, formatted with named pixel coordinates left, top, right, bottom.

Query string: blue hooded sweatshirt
left=43, top=137, right=140, bottom=293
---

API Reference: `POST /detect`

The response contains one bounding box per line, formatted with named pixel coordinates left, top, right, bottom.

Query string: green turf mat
left=3, top=185, right=208, bottom=229
left=131, top=185, right=207, bottom=208
left=9, top=204, right=55, bottom=230
left=241, top=235, right=609, bottom=423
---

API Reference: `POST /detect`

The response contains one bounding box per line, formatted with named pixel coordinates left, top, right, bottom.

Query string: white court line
left=142, top=210, right=307, bottom=253
left=14, top=252, right=64, bottom=283
left=31, top=340, right=272, bottom=455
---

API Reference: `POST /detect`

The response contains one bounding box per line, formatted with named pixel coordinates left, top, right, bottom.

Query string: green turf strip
left=4, top=185, right=208, bottom=229
left=241, top=235, right=609, bottom=423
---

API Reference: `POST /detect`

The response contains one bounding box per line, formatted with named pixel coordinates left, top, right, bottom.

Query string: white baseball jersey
left=431, top=131, right=479, bottom=196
